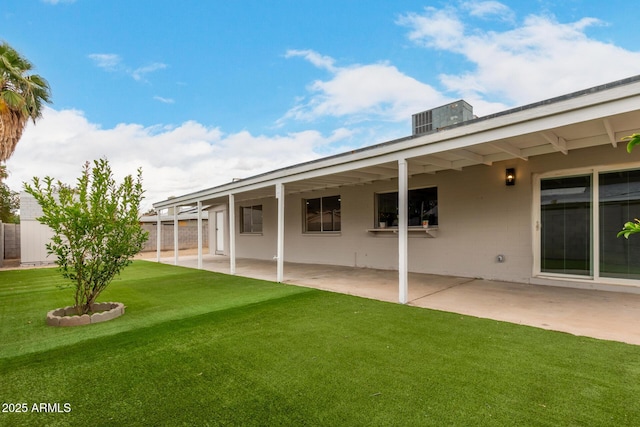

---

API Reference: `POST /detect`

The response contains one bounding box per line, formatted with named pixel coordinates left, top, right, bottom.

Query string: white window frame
left=533, top=161, right=640, bottom=287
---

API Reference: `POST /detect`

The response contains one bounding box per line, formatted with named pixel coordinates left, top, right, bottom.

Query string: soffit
left=281, top=109, right=640, bottom=194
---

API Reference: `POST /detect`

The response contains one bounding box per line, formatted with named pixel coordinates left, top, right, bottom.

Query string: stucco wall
left=232, top=158, right=533, bottom=281
left=235, top=198, right=278, bottom=259
left=232, top=143, right=640, bottom=285
left=277, top=159, right=533, bottom=282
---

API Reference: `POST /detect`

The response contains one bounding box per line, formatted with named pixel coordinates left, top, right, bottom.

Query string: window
left=377, top=187, right=438, bottom=227
left=304, top=195, right=341, bottom=232
left=538, top=167, right=640, bottom=281
left=240, top=205, right=262, bottom=233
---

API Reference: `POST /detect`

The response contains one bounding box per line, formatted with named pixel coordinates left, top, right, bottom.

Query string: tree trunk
left=0, top=109, right=26, bottom=162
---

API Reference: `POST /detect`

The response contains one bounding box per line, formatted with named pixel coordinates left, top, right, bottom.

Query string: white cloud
left=88, top=54, right=167, bottom=82
left=284, top=4, right=640, bottom=124
left=153, top=96, right=175, bottom=104
left=285, top=49, right=337, bottom=72
left=462, top=1, right=515, bottom=21
left=132, top=62, right=168, bottom=82
left=282, top=50, right=449, bottom=124
left=398, top=4, right=640, bottom=111
left=5, top=107, right=347, bottom=210
left=397, top=7, right=464, bottom=50
left=88, top=53, right=122, bottom=71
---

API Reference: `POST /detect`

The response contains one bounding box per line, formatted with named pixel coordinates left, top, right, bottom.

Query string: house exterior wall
left=235, top=197, right=278, bottom=259
left=275, top=161, right=533, bottom=282
left=232, top=143, right=640, bottom=286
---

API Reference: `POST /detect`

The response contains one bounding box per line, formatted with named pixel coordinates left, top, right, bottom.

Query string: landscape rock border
left=46, top=302, right=125, bottom=327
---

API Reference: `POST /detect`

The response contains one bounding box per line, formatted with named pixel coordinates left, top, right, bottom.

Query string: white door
left=215, top=211, right=225, bottom=254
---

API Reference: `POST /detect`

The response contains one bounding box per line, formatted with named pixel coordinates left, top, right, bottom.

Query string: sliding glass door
left=599, top=170, right=640, bottom=280
left=540, top=175, right=592, bottom=276
left=539, top=168, right=640, bottom=282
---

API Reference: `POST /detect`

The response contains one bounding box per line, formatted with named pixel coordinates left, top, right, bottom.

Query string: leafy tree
left=24, top=159, right=148, bottom=315
left=0, top=166, right=19, bottom=223
left=618, top=133, right=640, bottom=238
left=0, top=41, right=52, bottom=162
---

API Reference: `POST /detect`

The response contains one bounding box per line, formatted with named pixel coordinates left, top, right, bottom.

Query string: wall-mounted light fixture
left=505, top=168, right=516, bottom=186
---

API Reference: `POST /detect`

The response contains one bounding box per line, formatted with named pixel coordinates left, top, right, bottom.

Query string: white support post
left=156, top=209, right=162, bottom=262
left=398, top=159, right=408, bottom=304
left=229, top=194, right=236, bottom=275
left=173, top=206, right=179, bottom=266
left=276, top=182, right=285, bottom=283
left=197, top=200, right=203, bottom=270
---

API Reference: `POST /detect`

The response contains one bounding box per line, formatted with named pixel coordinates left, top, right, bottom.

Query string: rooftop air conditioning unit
left=412, top=100, right=473, bottom=136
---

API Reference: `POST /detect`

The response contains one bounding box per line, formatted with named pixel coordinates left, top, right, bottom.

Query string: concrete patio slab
left=145, top=253, right=640, bottom=346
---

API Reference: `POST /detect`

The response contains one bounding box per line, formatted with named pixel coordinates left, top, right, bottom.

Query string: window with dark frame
left=240, top=205, right=263, bottom=233
left=376, top=187, right=438, bottom=227
left=304, top=195, right=341, bottom=232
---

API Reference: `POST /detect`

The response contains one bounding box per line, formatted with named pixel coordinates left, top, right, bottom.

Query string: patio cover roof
left=154, top=74, right=640, bottom=209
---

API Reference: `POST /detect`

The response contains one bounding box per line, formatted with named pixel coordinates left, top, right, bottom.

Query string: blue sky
left=3, top=0, right=640, bottom=208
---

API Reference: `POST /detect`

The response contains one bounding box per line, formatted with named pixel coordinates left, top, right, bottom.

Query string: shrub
left=24, top=158, right=148, bottom=314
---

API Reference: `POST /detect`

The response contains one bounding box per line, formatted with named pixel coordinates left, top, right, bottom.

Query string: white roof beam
left=414, top=156, right=462, bottom=171
left=453, top=148, right=492, bottom=165
left=489, top=141, right=529, bottom=160
left=540, top=131, right=568, bottom=155
left=309, top=176, right=349, bottom=183
left=337, top=172, right=380, bottom=180
left=420, top=165, right=444, bottom=174
left=293, top=183, right=343, bottom=193
left=603, top=118, right=617, bottom=147
left=362, top=164, right=397, bottom=173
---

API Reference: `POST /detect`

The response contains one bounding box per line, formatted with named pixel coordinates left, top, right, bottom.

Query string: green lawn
left=1, top=262, right=639, bottom=426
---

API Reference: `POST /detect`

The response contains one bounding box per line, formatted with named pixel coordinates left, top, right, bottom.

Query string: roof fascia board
left=385, top=91, right=640, bottom=162
left=154, top=82, right=640, bottom=209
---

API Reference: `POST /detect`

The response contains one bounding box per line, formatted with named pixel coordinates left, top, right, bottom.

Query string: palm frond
left=0, top=41, right=51, bottom=161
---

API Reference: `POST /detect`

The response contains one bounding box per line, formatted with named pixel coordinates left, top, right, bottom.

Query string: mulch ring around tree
left=46, top=302, right=125, bottom=327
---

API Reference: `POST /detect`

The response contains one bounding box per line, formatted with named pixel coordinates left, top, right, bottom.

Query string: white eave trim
left=154, top=79, right=640, bottom=209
